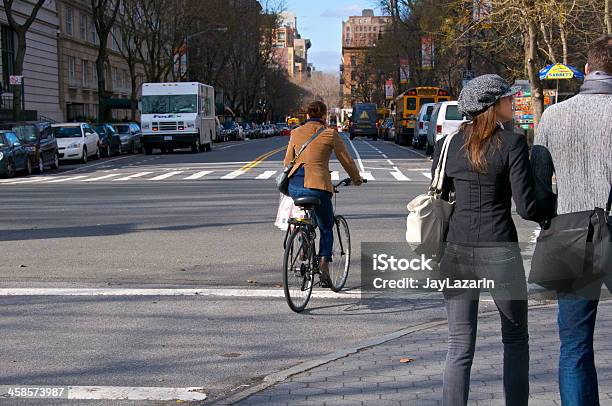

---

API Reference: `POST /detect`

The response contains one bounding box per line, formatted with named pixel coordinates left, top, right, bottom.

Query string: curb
left=213, top=300, right=558, bottom=405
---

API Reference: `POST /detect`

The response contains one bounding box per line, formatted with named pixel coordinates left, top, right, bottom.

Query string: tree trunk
left=129, top=65, right=138, bottom=121
left=525, top=20, right=544, bottom=129
left=12, top=30, right=27, bottom=118
left=606, top=0, right=611, bottom=34
left=96, top=50, right=108, bottom=121
left=559, top=22, right=568, bottom=65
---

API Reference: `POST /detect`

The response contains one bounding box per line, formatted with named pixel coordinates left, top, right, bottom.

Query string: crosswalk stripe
left=360, top=171, right=375, bottom=181
left=331, top=171, right=340, bottom=181
left=390, top=170, right=411, bottom=181
left=149, top=171, right=183, bottom=181
left=3, top=177, right=54, bottom=185
left=221, top=170, right=245, bottom=179
left=422, top=172, right=432, bottom=180
left=256, top=170, right=277, bottom=180
left=82, top=174, right=123, bottom=182
left=114, top=172, right=153, bottom=181
left=47, top=175, right=87, bottom=183
left=184, top=170, right=214, bottom=180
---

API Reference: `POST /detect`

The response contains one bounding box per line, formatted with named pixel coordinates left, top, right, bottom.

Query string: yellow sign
left=359, top=111, right=370, bottom=120
left=544, top=64, right=576, bottom=79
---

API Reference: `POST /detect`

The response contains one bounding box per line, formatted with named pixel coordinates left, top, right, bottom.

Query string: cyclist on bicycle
left=283, top=100, right=363, bottom=286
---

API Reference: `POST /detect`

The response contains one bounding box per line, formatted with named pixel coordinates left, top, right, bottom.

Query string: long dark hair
left=460, top=102, right=501, bottom=173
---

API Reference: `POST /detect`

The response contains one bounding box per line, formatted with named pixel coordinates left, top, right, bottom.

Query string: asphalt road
left=0, top=134, right=539, bottom=404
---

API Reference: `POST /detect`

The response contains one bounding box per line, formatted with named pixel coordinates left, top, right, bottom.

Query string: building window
left=65, top=7, right=74, bottom=36
left=1, top=25, right=16, bottom=89
left=350, top=56, right=356, bottom=66
left=79, top=14, right=87, bottom=39
left=90, top=20, right=97, bottom=44
left=82, top=60, right=89, bottom=86
left=68, top=56, right=76, bottom=83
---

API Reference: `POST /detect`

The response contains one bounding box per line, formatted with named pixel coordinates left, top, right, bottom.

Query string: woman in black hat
left=433, top=74, right=553, bottom=405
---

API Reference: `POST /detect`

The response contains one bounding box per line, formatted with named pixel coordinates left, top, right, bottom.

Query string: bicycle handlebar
left=334, top=177, right=367, bottom=188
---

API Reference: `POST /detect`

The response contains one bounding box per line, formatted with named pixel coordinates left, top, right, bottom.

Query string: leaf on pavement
left=246, top=279, right=257, bottom=284
left=399, top=357, right=414, bottom=363
left=275, top=283, right=282, bottom=288
left=222, top=352, right=241, bottom=358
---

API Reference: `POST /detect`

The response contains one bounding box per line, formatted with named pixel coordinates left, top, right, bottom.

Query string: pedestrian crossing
left=1, top=167, right=435, bottom=186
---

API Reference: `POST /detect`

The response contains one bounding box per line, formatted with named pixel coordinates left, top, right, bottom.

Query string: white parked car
left=52, top=123, right=100, bottom=163
left=412, top=103, right=436, bottom=150
left=426, top=101, right=468, bottom=155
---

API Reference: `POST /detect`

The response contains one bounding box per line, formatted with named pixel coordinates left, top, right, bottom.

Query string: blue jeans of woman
left=288, top=167, right=334, bottom=260
left=440, top=243, right=529, bottom=406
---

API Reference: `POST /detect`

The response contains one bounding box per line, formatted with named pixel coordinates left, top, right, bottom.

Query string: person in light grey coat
left=531, top=34, right=612, bottom=406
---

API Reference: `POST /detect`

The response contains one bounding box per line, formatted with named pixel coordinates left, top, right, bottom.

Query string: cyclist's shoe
left=319, top=257, right=332, bottom=288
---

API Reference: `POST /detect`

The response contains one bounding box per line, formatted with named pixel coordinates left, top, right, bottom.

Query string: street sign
left=9, top=75, right=23, bottom=85
left=385, top=79, right=394, bottom=99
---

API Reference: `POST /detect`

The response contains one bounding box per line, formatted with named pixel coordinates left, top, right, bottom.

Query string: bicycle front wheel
left=283, top=227, right=314, bottom=313
left=329, top=215, right=351, bottom=292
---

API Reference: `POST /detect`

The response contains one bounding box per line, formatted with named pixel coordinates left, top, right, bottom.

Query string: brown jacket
left=283, top=121, right=361, bottom=194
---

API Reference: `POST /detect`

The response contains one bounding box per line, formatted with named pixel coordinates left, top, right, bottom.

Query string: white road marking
left=3, top=177, right=55, bottom=185
left=256, top=170, right=277, bottom=179
left=149, top=171, right=183, bottom=181
left=345, top=135, right=366, bottom=173
left=330, top=171, right=340, bottom=181
left=184, top=170, right=214, bottom=180
left=46, top=175, right=88, bottom=183
left=390, top=168, right=411, bottom=181
left=360, top=171, right=375, bottom=181
left=114, top=172, right=153, bottom=181
left=82, top=174, right=123, bottom=182
left=221, top=170, right=245, bottom=179
left=63, top=386, right=206, bottom=401
left=0, top=287, right=363, bottom=299
left=422, top=172, right=432, bottom=180
left=386, top=159, right=394, bottom=165
left=381, top=154, right=388, bottom=159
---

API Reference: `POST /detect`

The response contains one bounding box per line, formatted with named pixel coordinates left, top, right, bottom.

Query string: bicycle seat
left=293, top=196, right=321, bottom=209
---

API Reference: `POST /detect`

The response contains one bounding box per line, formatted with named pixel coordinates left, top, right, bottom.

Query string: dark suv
left=94, top=123, right=122, bottom=156
left=0, top=121, right=59, bottom=173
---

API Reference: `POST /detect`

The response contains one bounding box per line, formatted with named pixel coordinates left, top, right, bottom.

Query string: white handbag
left=405, top=133, right=456, bottom=258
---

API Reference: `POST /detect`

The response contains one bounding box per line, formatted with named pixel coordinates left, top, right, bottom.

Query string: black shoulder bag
left=529, top=187, right=612, bottom=292
left=276, top=127, right=326, bottom=196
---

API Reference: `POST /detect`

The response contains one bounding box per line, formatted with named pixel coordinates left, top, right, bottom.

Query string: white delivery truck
left=140, top=82, right=216, bottom=154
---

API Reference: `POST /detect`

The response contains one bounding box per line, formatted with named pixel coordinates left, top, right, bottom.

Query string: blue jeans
left=288, top=167, right=334, bottom=260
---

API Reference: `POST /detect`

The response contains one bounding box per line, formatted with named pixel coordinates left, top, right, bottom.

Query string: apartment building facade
left=272, top=12, right=312, bottom=83
left=0, top=0, right=62, bottom=121
left=341, top=9, right=390, bottom=108
left=56, top=0, right=145, bottom=121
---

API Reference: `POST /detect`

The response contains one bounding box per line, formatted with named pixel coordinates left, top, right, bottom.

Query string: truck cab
left=140, top=82, right=215, bottom=154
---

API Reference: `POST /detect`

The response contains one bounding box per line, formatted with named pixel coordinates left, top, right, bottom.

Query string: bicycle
left=282, top=177, right=366, bottom=313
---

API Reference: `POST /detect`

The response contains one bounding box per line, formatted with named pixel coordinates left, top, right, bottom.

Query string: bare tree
left=91, top=0, right=121, bottom=121
left=2, top=0, right=46, bottom=118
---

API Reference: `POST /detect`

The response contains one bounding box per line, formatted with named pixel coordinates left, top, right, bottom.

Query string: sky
left=285, top=0, right=382, bottom=73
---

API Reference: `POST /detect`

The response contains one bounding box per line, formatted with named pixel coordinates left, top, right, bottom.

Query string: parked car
left=0, top=121, right=59, bottom=173
left=221, top=121, right=241, bottom=141
left=93, top=123, right=122, bottom=156
left=280, top=125, right=291, bottom=136
left=52, top=123, right=100, bottom=163
left=349, top=103, right=378, bottom=140
left=426, top=101, right=468, bottom=155
left=412, top=103, right=436, bottom=149
left=0, top=130, right=32, bottom=177
left=113, top=123, right=143, bottom=154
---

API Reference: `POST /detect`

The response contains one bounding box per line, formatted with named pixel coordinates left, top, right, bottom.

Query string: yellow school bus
left=396, top=87, right=451, bottom=145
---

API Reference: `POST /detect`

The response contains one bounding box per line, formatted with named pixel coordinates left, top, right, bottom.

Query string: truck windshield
left=141, top=95, right=198, bottom=114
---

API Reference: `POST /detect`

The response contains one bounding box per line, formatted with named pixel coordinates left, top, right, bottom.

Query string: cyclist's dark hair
left=587, top=34, right=612, bottom=74
left=307, top=100, right=327, bottom=119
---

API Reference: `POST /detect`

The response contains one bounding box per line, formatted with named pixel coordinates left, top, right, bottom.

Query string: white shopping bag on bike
left=275, top=194, right=305, bottom=231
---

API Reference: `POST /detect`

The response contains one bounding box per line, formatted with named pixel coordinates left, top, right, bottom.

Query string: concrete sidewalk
left=223, top=301, right=612, bottom=406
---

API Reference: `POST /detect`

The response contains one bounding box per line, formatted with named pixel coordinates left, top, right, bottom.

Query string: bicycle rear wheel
left=283, top=227, right=314, bottom=312
left=329, top=215, right=351, bottom=292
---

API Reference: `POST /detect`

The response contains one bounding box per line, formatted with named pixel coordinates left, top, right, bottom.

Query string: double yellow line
left=239, top=146, right=287, bottom=172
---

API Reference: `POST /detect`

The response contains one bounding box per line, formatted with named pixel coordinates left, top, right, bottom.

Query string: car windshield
left=12, top=125, right=37, bottom=142
left=52, top=126, right=82, bottom=138
left=141, top=95, right=198, bottom=114
left=445, top=105, right=464, bottom=120
left=94, top=125, right=114, bottom=135
left=114, top=125, right=130, bottom=134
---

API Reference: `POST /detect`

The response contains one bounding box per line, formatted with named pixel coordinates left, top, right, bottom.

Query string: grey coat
left=531, top=71, right=612, bottom=215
